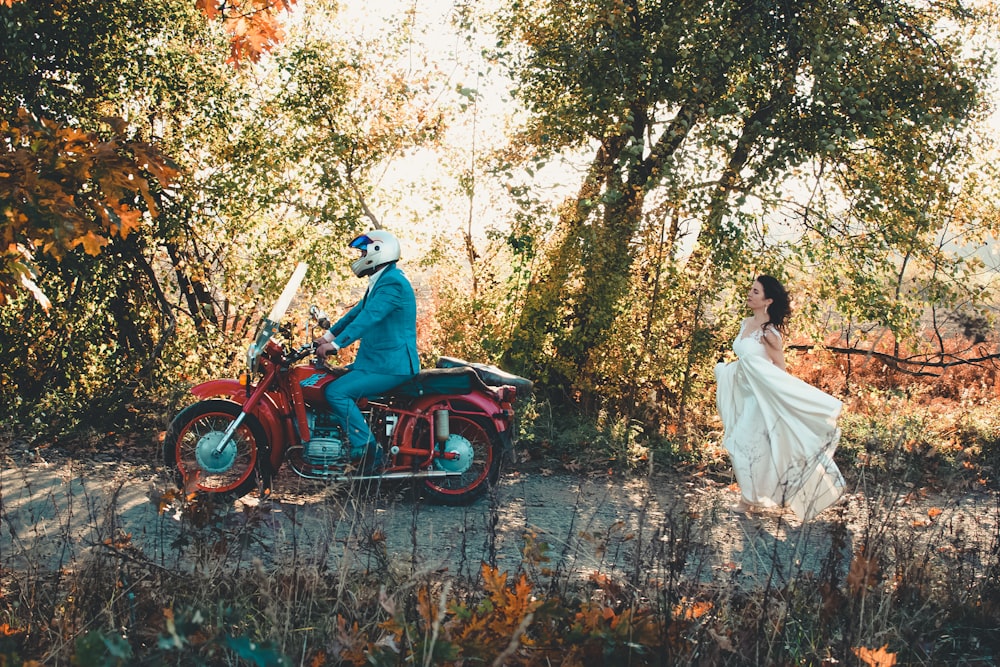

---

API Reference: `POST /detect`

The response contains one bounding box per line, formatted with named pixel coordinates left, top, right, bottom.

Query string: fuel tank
left=290, top=364, right=339, bottom=407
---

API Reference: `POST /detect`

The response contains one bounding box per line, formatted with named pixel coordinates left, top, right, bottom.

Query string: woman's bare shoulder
left=761, top=323, right=783, bottom=343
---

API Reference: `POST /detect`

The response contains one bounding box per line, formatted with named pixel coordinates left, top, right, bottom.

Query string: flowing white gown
left=714, top=320, right=845, bottom=521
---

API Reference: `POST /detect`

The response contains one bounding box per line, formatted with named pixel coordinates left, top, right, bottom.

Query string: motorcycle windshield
left=268, top=262, right=309, bottom=323
left=247, top=262, right=309, bottom=369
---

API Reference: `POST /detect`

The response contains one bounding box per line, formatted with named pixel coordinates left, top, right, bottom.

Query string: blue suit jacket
left=328, top=263, right=420, bottom=375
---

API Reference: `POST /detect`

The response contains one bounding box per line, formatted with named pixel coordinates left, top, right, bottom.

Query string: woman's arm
left=761, top=327, right=786, bottom=371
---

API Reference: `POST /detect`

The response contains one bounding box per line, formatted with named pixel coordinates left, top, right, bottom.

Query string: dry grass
left=2, top=334, right=999, bottom=665
left=1, top=433, right=998, bottom=666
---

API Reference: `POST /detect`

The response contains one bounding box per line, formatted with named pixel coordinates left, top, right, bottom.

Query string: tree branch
left=787, top=343, right=1000, bottom=377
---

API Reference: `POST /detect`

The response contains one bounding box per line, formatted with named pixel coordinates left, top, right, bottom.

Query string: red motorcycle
left=163, top=263, right=532, bottom=505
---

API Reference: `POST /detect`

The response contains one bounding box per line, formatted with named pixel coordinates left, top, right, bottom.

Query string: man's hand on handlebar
left=314, top=338, right=339, bottom=363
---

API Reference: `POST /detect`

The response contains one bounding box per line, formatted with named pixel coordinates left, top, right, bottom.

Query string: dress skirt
left=715, top=352, right=845, bottom=521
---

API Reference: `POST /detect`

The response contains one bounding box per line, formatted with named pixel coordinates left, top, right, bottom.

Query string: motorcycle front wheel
left=163, top=399, right=270, bottom=500
left=421, top=413, right=503, bottom=506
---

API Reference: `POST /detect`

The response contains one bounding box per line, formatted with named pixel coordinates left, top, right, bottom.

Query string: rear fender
left=189, top=379, right=290, bottom=471
left=406, top=389, right=509, bottom=433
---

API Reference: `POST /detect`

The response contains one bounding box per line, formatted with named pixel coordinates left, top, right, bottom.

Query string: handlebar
left=286, top=342, right=316, bottom=364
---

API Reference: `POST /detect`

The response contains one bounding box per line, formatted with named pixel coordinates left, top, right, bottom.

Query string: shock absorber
left=434, top=409, right=450, bottom=443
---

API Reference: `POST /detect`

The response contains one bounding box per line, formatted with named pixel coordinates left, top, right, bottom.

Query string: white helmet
left=349, top=229, right=401, bottom=277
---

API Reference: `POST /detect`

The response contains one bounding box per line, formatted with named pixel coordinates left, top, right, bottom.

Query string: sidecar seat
left=436, top=357, right=534, bottom=396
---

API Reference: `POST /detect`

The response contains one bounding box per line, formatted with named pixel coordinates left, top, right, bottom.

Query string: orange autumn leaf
left=847, top=552, right=880, bottom=595
left=17, top=272, right=51, bottom=311
left=131, top=142, right=180, bottom=194
left=76, top=231, right=109, bottom=255
left=927, top=507, right=943, bottom=519
left=480, top=561, right=509, bottom=594
left=589, top=571, right=613, bottom=587
left=113, top=205, right=143, bottom=238
left=225, top=11, right=283, bottom=64
left=194, top=0, right=221, bottom=20
left=194, top=0, right=298, bottom=65
left=673, top=600, right=713, bottom=620
left=415, top=586, right=437, bottom=625
left=853, top=644, right=897, bottom=667
left=1, top=108, right=178, bottom=306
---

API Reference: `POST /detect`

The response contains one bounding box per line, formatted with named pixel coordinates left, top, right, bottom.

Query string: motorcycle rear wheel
left=163, top=399, right=269, bottom=500
left=422, top=413, right=502, bottom=506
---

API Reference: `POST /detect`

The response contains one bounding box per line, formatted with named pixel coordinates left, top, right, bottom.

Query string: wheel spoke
left=164, top=400, right=264, bottom=498
left=423, top=414, right=501, bottom=504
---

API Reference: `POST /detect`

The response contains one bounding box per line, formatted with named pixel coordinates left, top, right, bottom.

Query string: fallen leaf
left=847, top=553, right=880, bottom=595
left=852, top=644, right=897, bottom=667
left=378, top=587, right=396, bottom=615
left=707, top=626, right=735, bottom=652
left=673, top=599, right=712, bottom=620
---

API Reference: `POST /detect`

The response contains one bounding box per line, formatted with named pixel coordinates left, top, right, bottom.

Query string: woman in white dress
left=714, top=276, right=845, bottom=521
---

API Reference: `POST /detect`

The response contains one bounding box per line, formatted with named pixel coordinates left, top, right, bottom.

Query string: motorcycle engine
left=303, top=410, right=346, bottom=467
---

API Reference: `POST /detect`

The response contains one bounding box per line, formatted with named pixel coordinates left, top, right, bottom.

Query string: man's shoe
left=353, top=445, right=384, bottom=476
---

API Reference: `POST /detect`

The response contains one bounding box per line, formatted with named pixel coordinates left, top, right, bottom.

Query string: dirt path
left=3, top=454, right=997, bottom=592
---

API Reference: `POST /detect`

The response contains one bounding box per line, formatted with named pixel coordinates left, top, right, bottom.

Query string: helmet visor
left=349, top=234, right=372, bottom=251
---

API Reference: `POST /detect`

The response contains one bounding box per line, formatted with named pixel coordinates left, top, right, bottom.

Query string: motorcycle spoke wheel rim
left=424, top=416, right=492, bottom=496
left=176, top=413, right=258, bottom=492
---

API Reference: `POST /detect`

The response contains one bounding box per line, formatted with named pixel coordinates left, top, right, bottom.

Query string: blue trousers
left=324, top=370, right=412, bottom=457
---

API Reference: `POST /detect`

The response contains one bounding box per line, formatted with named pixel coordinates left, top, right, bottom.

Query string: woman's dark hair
left=756, top=275, right=791, bottom=333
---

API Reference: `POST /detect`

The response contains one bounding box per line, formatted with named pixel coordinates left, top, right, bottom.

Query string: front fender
left=191, top=378, right=247, bottom=402
left=188, top=379, right=288, bottom=472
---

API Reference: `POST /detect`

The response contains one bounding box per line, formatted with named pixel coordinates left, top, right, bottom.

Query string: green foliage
left=223, top=636, right=291, bottom=667
left=0, top=0, right=205, bottom=121
left=0, top=238, right=166, bottom=432
left=74, top=631, right=133, bottom=667
left=517, top=394, right=692, bottom=471
left=489, top=0, right=994, bottom=417
left=422, top=227, right=529, bottom=364
left=836, top=392, right=1000, bottom=489
left=519, top=399, right=624, bottom=463
left=0, top=0, right=224, bottom=432
left=0, top=0, right=455, bottom=437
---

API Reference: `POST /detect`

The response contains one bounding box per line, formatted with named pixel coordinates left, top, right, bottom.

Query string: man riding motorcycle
left=314, top=229, right=420, bottom=473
